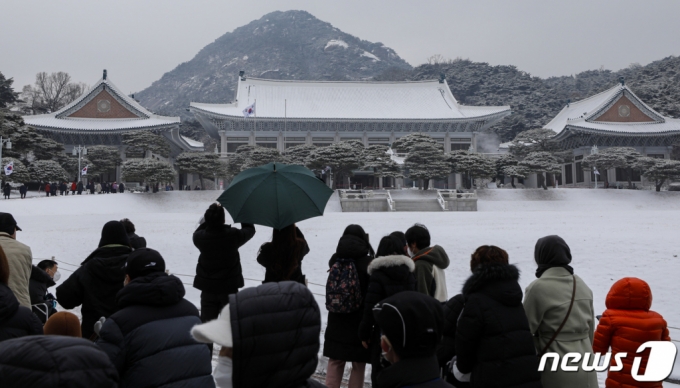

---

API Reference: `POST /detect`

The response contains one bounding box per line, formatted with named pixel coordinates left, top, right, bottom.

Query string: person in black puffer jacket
left=96, top=248, right=214, bottom=388
left=193, top=204, right=255, bottom=335
left=29, top=262, right=58, bottom=323
left=439, top=294, right=469, bottom=387
left=56, top=221, right=132, bottom=339
left=323, top=224, right=374, bottom=388
left=191, top=281, right=325, bottom=388
left=121, top=218, right=147, bottom=249
left=1, top=250, right=43, bottom=341
left=453, top=246, right=542, bottom=388
left=0, top=335, right=118, bottom=387
left=358, top=233, right=416, bottom=386
left=257, top=224, right=310, bottom=284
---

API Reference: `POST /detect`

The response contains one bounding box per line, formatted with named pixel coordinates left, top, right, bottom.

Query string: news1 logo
left=539, top=342, right=677, bottom=382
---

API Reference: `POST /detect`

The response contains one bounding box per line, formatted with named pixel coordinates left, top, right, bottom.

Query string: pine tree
left=28, top=160, right=68, bottom=183
left=495, top=154, right=520, bottom=187
left=447, top=150, right=496, bottom=189
left=1, top=157, right=30, bottom=184
left=641, top=158, right=680, bottom=191
left=598, top=147, right=643, bottom=188
left=0, top=72, right=19, bottom=109
left=519, top=151, right=562, bottom=190
left=391, top=133, right=439, bottom=154
left=122, top=131, right=171, bottom=158
left=121, top=159, right=176, bottom=186
left=404, top=142, right=449, bottom=189
left=307, top=142, right=362, bottom=189
left=509, top=128, right=560, bottom=159
left=86, top=146, right=122, bottom=176
left=582, top=151, right=628, bottom=188
left=284, top=144, right=316, bottom=166
left=241, top=147, right=284, bottom=170
left=0, top=110, right=65, bottom=162
left=175, top=152, right=226, bottom=189
left=361, top=144, right=402, bottom=187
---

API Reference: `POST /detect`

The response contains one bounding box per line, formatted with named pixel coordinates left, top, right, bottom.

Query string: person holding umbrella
left=257, top=224, right=310, bottom=284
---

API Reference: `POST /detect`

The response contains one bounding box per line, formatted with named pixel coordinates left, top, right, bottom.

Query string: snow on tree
left=0, top=110, right=64, bottom=162
left=361, top=144, right=401, bottom=187
left=404, top=142, right=449, bottom=189
left=28, top=160, right=68, bottom=183
left=391, top=133, right=438, bottom=153
left=501, top=165, right=530, bottom=188
left=0, top=72, right=19, bottom=109
left=307, top=142, right=362, bottom=189
left=582, top=150, right=629, bottom=187
left=641, top=158, right=680, bottom=191
left=284, top=144, right=316, bottom=166
left=175, top=152, right=226, bottom=189
left=122, top=130, right=171, bottom=158
left=60, top=156, right=95, bottom=182
left=86, top=146, right=122, bottom=175
left=518, top=151, right=561, bottom=190
left=588, top=147, right=642, bottom=188
left=447, top=150, right=496, bottom=189
left=495, top=154, right=520, bottom=187
left=509, top=128, right=560, bottom=159
left=1, top=157, right=30, bottom=184
left=121, top=159, right=175, bottom=185
left=241, top=146, right=284, bottom=170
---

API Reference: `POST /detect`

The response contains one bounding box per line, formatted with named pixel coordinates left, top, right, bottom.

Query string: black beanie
left=98, top=221, right=131, bottom=248
left=373, top=291, right=444, bottom=359
left=123, top=248, right=165, bottom=279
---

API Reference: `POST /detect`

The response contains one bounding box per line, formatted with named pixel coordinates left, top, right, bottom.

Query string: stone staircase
left=393, top=198, right=443, bottom=212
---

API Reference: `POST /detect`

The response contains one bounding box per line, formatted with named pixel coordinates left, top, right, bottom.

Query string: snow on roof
left=23, top=76, right=179, bottom=132
left=545, top=84, right=678, bottom=136
left=190, top=77, right=510, bottom=121
left=180, top=135, right=204, bottom=148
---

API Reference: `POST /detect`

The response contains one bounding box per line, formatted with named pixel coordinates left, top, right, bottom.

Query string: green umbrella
left=217, top=163, right=333, bottom=230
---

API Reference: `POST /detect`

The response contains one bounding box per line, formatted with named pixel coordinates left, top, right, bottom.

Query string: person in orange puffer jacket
left=593, top=277, right=671, bottom=388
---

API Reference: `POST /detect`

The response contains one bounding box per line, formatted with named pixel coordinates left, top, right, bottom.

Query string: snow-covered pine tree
left=86, top=146, right=122, bottom=176
left=1, top=157, right=30, bottom=185
left=391, top=133, right=438, bottom=154
left=518, top=151, right=562, bottom=190
left=501, top=165, right=529, bottom=188
left=509, top=128, right=559, bottom=159
left=122, top=131, right=171, bottom=158
left=307, top=142, right=362, bottom=189
left=28, top=160, right=68, bottom=183
left=447, top=150, right=496, bottom=189
left=641, top=158, right=680, bottom=191
left=404, top=142, right=449, bottom=189
left=361, top=144, right=402, bottom=187
left=582, top=151, right=628, bottom=188
left=241, top=146, right=284, bottom=170
left=121, top=159, right=175, bottom=186
left=284, top=144, right=316, bottom=167
left=495, top=154, right=520, bottom=187
left=175, top=152, right=226, bottom=189
left=596, top=147, right=643, bottom=188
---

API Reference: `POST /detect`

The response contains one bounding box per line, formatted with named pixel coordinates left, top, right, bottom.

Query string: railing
left=386, top=190, right=395, bottom=211
left=436, top=190, right=447, bottom=210
left=338, top=190, right=374, bottom=199
left=437, top=189, right=477, bottom=199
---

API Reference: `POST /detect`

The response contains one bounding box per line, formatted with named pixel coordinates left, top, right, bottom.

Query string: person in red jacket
left=593, top=277, right=671, bottom=388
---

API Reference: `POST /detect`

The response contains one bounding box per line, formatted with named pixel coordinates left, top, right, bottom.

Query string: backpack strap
left=412, top=249, right=433, bottom=262
left=539, top=274, right=577, bottom=356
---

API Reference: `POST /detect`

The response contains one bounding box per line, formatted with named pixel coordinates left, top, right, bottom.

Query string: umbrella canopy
left=217, top=163, right=333, bottom=230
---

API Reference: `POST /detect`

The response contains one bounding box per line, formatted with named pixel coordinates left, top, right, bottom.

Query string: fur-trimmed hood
left=367, top=255, right=415, bottom=275
left=462, top=263, right=523, bottom=307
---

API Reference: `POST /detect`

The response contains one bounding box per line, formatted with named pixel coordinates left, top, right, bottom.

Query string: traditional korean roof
left=547, top=83, right=680, bottom=140
left=23, top=73, right=179, bottom=133
left=190, top=77, right=510, bottom=121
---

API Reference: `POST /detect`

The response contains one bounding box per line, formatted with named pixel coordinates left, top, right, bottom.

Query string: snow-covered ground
left=2, top=189, right=679, bottom=386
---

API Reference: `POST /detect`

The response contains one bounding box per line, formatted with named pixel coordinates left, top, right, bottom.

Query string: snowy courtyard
left=2, top=189, right=680, bottom=386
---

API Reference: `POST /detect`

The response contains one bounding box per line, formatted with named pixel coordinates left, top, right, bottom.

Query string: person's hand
left=94, top=317, right=106, bottom=336
left=362, top=341, right=369, bottom=349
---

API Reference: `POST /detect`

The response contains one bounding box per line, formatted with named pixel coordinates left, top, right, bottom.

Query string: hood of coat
left=116, top=272, right=185, bottom=309
left=605, top=277, right=652, bottom=311
left=330, top=234, right=372, bottom=264
left=30, top=265, right=55, bottom=287
left=367, top=254, right=414, bottom=275
left=0, top=283, right=20, bottom=324
left=462, top=264, right=523, bottom=307
left=82, top=246, right=131, bottom=284
left=412, top=245, right=450, bottom=269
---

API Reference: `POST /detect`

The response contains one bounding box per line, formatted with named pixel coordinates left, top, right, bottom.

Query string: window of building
left=648, top=154, right=665, bottom=159
left=575, top=162, right=584, bottom=183
left=255, top=137, right=277, bottom=141
left=256, top=143, right=278, bottom=149
left=227, top=137, right=249, bottom=141
left=313, top=143, right=332, bottom=147
left=615, top=168, right=641, bottom=182
left=312, top=137, right=334, bottom=142
left=564, top=164, right=573, bottom=184
left=227, top=143, right=248, bottom=153
left=450, top=143, right=471, bottom=151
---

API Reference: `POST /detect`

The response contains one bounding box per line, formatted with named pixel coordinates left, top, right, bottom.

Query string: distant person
left=0, top=245, right=43, bottom=342
left=523, top=235, right=598, bottom=388
left=120, top=218, right=147, bottom=249
left=452, top=246, right=541, bottom=388
left=57, top=221, right=132, bottom=339
left=323, top=225, right=374, bottom=388
left=77, top=180, right=83, bottom=194
left=358, top=234, right=416, bottom=385
left=29, top=260, right=59, bottom=323
left=373, top=291, right=451, bottom=387
left=111, top=182, right=118, bottom=194
left=195, top=184, right=201, bottom=190
left=2, top=183, right=10, bottom=199
left=44, top=182, right=51, bottom=197
left=19, top=183, right=27, bottom=199
left=257, top=224, right=309, bottom=284
left=43, top=311, right=81, bottom=337
left=71, top=181, right=77, bottom=195
left=96, top=248, right=214, bottom=387
left=191, top=281, right=324, bottom=388
left=405, top=223, right=450, bottom=301
left=118, top=182, right=125, bottom=193
left=59, top=181, right=67, bottom=196
left=193, top=203, right=255, bottom=351
left=0, top=213, right=33, bottom=308
left=593, top=278, right=671, bottom=388
left=0, top=336, right=118, bottom=387
left=50, top=182, right=57, bottom=197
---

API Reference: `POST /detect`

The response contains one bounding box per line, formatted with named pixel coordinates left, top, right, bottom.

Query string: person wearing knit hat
left=373, top=291, right=452, bottom=388
left=44, top=311, right=82, bottom=337
left=56, top=221, right=132, bottom=339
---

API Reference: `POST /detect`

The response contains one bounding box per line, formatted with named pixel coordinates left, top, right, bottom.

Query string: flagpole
left=284, top=99, right=287, bottom=151
left=254, top=98, right=257, bottom=135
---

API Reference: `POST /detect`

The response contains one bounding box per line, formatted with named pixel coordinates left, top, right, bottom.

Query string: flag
left=82, top=165, right=89, bottom=176
left=242, top=102, right=256, bottom=118
left=3, top=161, right=13, bottom=176
left=593, top=167, right=600, bottom=175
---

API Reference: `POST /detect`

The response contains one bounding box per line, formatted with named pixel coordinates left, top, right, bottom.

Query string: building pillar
left=116, top=146, right=126, bottom=182
left=378, top=176, right=383, bottom=189
left=455, top=173, right=462, bottom=189
left=219, top=130, right=227, bottom=158
left=447, top=173, right=455, bottom=189
left=445, top=132, right=451, bottom=153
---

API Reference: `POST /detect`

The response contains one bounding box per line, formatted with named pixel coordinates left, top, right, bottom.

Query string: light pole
left=591, top=145, right=599, bottom=189
left=72, top=145, right=87, bottom=182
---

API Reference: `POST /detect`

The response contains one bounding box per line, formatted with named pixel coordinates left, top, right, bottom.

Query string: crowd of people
left=39, top=181, right=126, bottom=196
left=0, top=207, right=673, bottom=388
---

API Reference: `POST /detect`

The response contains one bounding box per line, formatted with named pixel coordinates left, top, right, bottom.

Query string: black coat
left=56, top=245, right=132, bottom=339
left=323, top=234, right=373, bottom=363
left=0, top=283, right=43, bottom=342
left=96, top=272, right=214, bottom=388
left=127, top=232, right=147, bottom=249
left=193, top=222, right=255, bottom=294
left=0, top=335, right=118, bottom=387
left=29, top=265, right=56, bottom=323
left=439, top=294, right=469, bottom=387
left=377, top=356, right=454, bottom=388
left=230, top=281, right=321, bottom=388
left=257, top=227, right=310, bottom=284
left=455, top=264, right=542, bottom=388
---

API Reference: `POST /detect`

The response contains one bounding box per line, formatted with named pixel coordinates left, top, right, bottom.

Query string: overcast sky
left=2, top=0, right=679, bottom=94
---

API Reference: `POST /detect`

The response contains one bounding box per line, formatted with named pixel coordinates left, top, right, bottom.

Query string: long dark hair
left=0, top=246, right=9, bottom=285
left=268, top=224, right=305, bottom=280
left=376, top=235, right=405, bottom=257
left=204, top=203, right=225, bottom=229
left=341, top=224, right=375, bottom=257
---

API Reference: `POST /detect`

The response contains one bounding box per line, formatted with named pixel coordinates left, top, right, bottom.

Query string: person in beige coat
left=0, top=213, right=33, bottom=308
left=523, top=235, right=598, bottom=388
